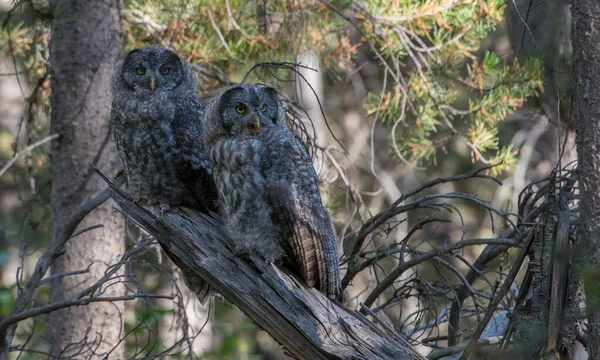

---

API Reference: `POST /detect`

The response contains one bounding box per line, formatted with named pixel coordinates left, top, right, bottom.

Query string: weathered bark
left=99, top=171, right=426, bottom=360
left=573, top=0, right=600, bottom=356
left=49, top=0, right=125, bottom=358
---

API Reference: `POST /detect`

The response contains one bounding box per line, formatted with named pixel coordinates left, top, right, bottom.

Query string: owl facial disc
left=119, top=46, right=185, bottom=93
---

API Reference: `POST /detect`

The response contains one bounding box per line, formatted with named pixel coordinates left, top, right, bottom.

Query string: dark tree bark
left=49, top=0, right=125, bottom=357
left=573, top=0, right=600, bottom=356
left=99, top=171, right=426, bottom=360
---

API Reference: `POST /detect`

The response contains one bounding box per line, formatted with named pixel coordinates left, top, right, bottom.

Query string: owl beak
left=248, top=115, right=260, bottom=135
left=149, top=76, right=156, bottom=92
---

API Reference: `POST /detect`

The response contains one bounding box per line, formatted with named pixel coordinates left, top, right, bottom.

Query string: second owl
left=204, top=84, right=341, bottom=299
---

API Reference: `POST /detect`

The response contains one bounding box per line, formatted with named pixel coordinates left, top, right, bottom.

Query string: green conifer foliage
left=3, top=1, right=543, bottom=172
left=122, top=0, right=542, bottom=173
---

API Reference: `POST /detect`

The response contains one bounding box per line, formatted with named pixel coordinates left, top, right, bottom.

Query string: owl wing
left=167, top=96, right=216, bottom=302
left=110, top=106, right=130, bottom=176
left=264, top=131, right=341, bottom=299
left=172, top=97, right=219, bottom=213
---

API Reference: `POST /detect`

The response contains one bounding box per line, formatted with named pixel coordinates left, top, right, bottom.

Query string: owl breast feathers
left=204, top=84, right=341, bottom=299
left=110, top=45, right=218, bottom=301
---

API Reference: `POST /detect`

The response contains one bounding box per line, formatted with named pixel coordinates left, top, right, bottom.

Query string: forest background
left=0, top=0, right=593, bottom=359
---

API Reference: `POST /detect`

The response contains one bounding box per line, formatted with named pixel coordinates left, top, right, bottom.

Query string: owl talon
left=132, top=195, right=150, bottom=206
left=264, top=256, right=277, bottom=264
left=152, top=203, right=171, bottom=216
left=234, top=246, right=250, bottom=258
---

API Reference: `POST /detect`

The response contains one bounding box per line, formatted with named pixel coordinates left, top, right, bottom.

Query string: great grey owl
left=204, top=84, right=341, bottom=299
left=110, top=45, right=217, bottom=301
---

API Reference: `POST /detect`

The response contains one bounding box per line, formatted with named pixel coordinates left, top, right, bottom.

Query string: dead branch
left=360, top=237, right=521, bottom=310
left=0, top=174, right=125, bottom=358
left=344, top=165, right=505, bottom=260
left=97, top=170, right=426, bottom=360
left=0, top=134, right=58, bottom=179
left=459, top=229, right=535, bottom=360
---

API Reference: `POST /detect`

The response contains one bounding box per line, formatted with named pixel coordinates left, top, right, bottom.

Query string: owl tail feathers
left=180, top=266, right=213, bottom=304
left=291, top=214, right=342, bottom=300
left=314, top=230, right=341, bottom=300
left=319, top=248, right=342, bottom=301
left=159, top=242, right=214, bottom=304
left=290, top=220, right=319, bottom=287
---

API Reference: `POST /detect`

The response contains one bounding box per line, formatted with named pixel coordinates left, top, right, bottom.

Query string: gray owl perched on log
left=204, top=84, right=341, bottom=299
left=110, top=45, right=217, bottom=301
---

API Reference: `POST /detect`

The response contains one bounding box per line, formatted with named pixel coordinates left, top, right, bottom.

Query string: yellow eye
left=262, top=104, right=267, bottom=112
left=160, top=66, right=170, bottom=75
left=136, top=67, right=145, bottom=75
left=235, top=104, right=246, bottom=114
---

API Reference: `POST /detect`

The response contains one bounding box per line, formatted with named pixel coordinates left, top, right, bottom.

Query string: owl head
left=116, top=45, right=196, bottom=95
left=204, top=84, right=285, bottom=148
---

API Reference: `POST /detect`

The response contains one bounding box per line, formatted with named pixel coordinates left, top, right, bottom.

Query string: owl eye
left=135, top=67, right=145, bottom=75
left=160, top=66, right=170, bottom=75
left=235, top=104, right=247, bottom=114
left=261, top=104, right=267, bottom=112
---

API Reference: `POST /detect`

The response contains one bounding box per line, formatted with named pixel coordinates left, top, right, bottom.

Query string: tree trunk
left=49, top=0, right=125, bottom=358
left=573, top=0, right=600, bottom=356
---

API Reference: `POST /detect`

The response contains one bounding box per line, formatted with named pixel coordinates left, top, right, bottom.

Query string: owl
left=204, top=84, right=341, bottom=299
left=110, top=45, right=217, bottom=300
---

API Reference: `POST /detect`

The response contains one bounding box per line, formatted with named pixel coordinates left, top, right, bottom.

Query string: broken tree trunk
left=98, top=171, right=425, bottom=360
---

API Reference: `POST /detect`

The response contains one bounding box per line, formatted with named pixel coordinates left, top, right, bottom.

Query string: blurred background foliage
left=0, top=0, right=572, bottom=358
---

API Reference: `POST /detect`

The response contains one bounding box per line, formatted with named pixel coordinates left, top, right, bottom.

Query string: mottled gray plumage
left=209, top=138, right=284, bottom=262
left=110, top=45, right=217, bottom=301
left=204, top=84, right=341, bottom=299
